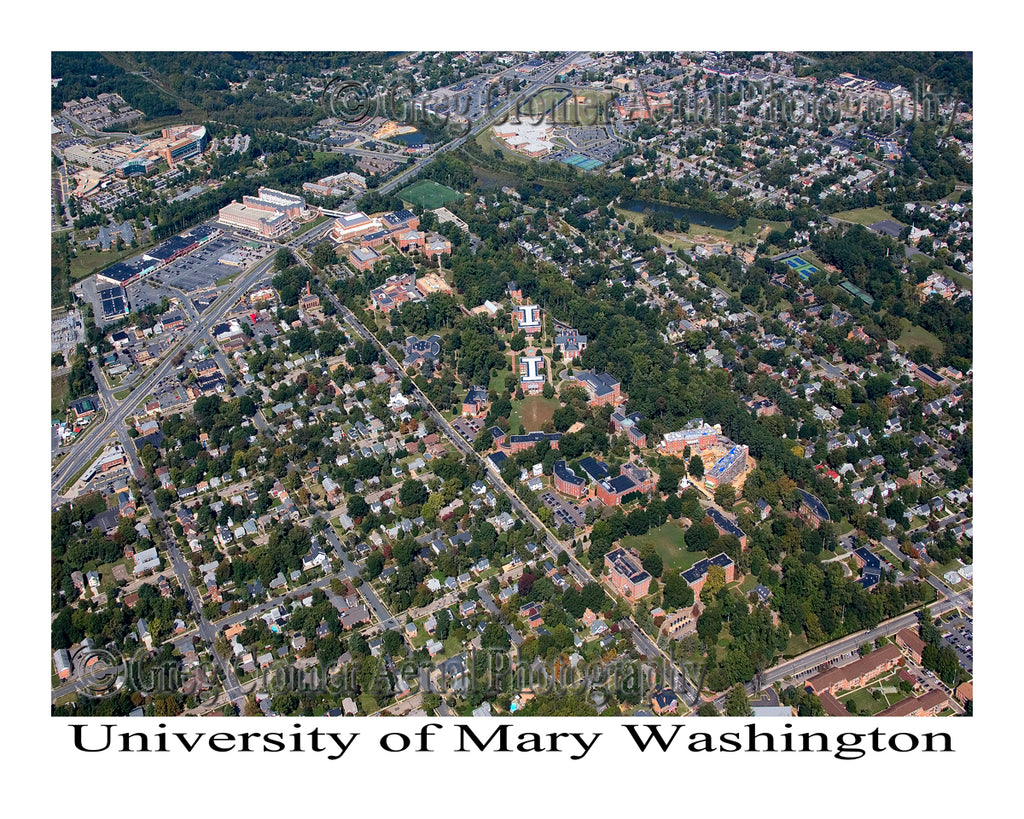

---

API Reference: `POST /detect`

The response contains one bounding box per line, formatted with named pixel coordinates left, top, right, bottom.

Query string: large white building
left=218, top=202, right=291, bottom=238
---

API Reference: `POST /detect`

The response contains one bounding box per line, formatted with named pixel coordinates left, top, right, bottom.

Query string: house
left=54, top=649, right=72, bottom=680
left=651, top=687, right=679, bottom=715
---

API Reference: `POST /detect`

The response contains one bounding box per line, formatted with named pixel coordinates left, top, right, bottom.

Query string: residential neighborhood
left=51, top=49, right=973, bottom=722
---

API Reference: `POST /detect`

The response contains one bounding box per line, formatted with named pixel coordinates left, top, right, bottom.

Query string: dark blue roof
left=798, top=489, right=830, bottom=521
left=705, top=507, right=745, bottom=539
left=606, top=474, right=636, bottom=494
left=553, top=460, right=585, bottom=488
left=578, top=456, right=610, bottom=482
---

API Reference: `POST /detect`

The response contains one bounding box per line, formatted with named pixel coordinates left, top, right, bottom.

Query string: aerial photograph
left=49, top=50, right=974, bottom=720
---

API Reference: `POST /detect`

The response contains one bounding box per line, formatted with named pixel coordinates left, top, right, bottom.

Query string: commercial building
left=424, top=234, right=452, bottom=259
left=554, top=327, right=588, bottom=362
left=659, top=419, right=719, bottom=454
left=705, top=507, right=747, bottom=549
left=99, top=286, right=129, bottom=320
left=797, top=489, right=831, bottom=529
left=381, top=209, right=420, bottom=234
left=403, top=334, right=442, bottom=371
left=604, top=547, right=651, bottom=601
left=506, top=431, right=561, bottom=454
left=369, top=273, right=421, bottom=310
left=681, top=553, right=736, bottom=597
left=462, top=386, right=489, bottom=417
left=331, top=212, right=380, bottom=243
left=552, top=460, right=587, bottom=499
left=241, top=186, right=306, bottom=220
left=704, top=444, right=748, bottom=490
left=594, top=461, right=654, bottom=507
left=350, top=245, right=382, bottom=272
left=158, top=125, right=208, bottom=166
left=611, top=409, right=646, bottom=448
left=218, top=202, right=291, bottom=238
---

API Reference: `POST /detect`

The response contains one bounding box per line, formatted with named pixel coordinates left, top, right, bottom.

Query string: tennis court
left=785, top=256, right=820, bottom=281
left=558, top=153, right=604, bottom=171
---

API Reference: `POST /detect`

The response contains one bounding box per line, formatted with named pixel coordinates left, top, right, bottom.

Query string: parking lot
left=150, top=236, right=243, bottom=292
left=539, top=491, right=585, bottom=531
left=941, top=616, right=973, bottom=674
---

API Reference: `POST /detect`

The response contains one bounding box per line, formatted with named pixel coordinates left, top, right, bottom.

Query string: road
left=758, top=598, right=958, bottom=691
left=51, top=239, right=280, bottom=504
left=320, top=282, right=703, bottom=700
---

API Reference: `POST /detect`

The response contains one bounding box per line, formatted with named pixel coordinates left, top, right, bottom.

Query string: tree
left=688, top=455, right=705, bottom=479
left=696, top=702, right=720, bottom=716
left=714, top=484, right=736, bottom=510
left=481, top=623, right=511, bottom=651
left=662, top=572, right=694, bottom=610
left=724, top=683, right=752, bottom=716
left=639, top=544, right=664, bottom=578
left=399, top=479, right=428, bottom=507
left=382, top=629, right=405, bottom=656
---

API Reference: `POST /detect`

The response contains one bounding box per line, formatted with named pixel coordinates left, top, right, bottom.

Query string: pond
left=619, top=198, right=740, bottom=231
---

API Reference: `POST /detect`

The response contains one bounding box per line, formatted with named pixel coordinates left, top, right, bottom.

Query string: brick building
left=552, top=460, right=587, bottom=499
left=804, top=644, right=903, bottom=696
left=604, top=547, right=652, bottom=601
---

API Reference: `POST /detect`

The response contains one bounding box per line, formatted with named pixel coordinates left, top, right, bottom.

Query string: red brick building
left=895, top=627, right=926, bottom=665
left=876, top=689, right=948, bottom=716
left=604, top=547, right=652, bottom=601
left=805, top=644, right=903, bottom=696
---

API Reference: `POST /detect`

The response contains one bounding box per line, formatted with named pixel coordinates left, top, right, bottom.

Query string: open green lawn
left=69, top=241, right=152, bottom=281
left=897, top=317, right=945, bottom=357
left=510, top=395, right=560, bottom=432
left=836, top=670, right=903, bottom=715
left=399, top=179, right=464, bottom=210
left=831, top=206, right=902, bottom=227
left=619, top=521, right=706, bottom=572
left=614, top=205, right=789, bottom=248
left=52, top=373, right=69, bottom=419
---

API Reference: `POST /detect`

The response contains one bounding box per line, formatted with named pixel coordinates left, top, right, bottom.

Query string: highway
left=51, top=241, right=280, bottom=505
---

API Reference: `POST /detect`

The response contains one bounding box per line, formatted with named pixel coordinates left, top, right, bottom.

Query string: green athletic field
left=399, top=179, right=464, bottom=210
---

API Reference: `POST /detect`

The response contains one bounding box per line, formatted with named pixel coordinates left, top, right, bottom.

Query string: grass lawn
left=783, top=631, right=812, bottom=659
left=897, top=317, right=945, bottom=358
left=69, top=241, right=153, bottom=281
left=52, top=373, right=69, bottom=418
left=113, top=387, right=132, bottom=401
left=292, top=214, right=330, bottom=239
left=830, top=206, right=902, bottom=227
left=834, top=519, right=855, bottom=536
left=510, top=395, right=560, bottom=432
left=836, top=670, right=903, bottom=715
left=737, top=574, right=758, bottom=594
left=619, top=521, right=706, bottom=572
left=488, top=355, right=514, bottom=395
left=399, top=179, right=464, bottom=210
